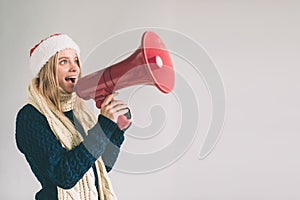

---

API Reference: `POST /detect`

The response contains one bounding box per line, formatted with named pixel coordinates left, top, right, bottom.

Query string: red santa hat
left=30, top=33, right=80, bottom=75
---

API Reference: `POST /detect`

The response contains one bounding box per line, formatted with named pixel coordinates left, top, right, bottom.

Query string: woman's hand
left=100, top=93, right=129, bottom=123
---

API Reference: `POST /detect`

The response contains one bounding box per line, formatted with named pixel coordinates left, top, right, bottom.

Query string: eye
left=75, top=58, right=79, bottom=65
left=59, top=60, right=67, bottom=65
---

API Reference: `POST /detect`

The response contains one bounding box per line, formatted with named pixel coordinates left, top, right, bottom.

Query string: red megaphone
left=75, top=31, right=175, bottom=128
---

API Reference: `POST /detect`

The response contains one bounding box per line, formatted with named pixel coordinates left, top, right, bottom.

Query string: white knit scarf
left=27, top=79, right=117, bottom=200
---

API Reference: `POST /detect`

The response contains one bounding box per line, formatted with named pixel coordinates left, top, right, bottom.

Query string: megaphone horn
left=75, top=31, right=175, bottom=109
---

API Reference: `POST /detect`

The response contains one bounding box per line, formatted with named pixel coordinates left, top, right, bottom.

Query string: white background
left=1, top=0, right=300, bottom=199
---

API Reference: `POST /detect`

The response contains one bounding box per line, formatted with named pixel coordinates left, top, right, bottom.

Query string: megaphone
left=75, top=31, right=175, bottom=128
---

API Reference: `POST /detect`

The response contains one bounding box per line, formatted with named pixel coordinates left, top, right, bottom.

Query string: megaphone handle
left=123, top=108, right=131, bottom=119
left=117, top=108, right=132, bottom=131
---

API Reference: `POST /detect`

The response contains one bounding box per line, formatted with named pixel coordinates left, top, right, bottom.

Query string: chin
left=67, top=88, right=74, bottom=94
left=62, top=87, right=74, bottom=94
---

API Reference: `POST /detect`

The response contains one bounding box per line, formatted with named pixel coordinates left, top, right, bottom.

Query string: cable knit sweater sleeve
left=16, top=104, right=124, bottom=189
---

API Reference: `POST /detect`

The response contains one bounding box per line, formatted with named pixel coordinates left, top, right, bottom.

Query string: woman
left=16, top=33, right=130, bottom=200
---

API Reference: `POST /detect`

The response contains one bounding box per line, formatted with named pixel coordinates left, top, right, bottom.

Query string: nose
left=69, top=60, right=80, bottom=72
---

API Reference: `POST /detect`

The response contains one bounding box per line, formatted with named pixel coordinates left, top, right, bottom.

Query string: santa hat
left=30, top=33, right=80, bottom=75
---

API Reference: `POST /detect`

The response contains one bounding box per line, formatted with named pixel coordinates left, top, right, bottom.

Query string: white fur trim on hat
left=30, top=34, right=80, bottom=76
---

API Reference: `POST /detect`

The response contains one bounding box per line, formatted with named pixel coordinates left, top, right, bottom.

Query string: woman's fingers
left=109, top=100, right=124, bottom=108
left=110, top=102, right=128, bottom=112
left=100, top=94, right=129, bottom=123
left=114, top=108, right=130, bottom=118
left=103, top=100, right=126, bottom=112
left=101, top=92, right=118, bottom=108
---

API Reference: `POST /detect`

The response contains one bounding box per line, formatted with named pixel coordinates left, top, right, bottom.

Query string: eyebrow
left=58, top=56, right=78, bottom=60
left=58, top=57, right=69, bottom=60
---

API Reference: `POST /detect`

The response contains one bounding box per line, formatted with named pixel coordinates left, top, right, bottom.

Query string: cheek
left=57, top=68, right=65, bottom=83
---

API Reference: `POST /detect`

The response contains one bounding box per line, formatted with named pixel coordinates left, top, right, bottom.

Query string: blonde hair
left=36, top=51, right=82, bottom=112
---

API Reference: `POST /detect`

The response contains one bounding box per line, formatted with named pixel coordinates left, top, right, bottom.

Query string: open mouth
left=65, top=77, right=76, bottom=83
